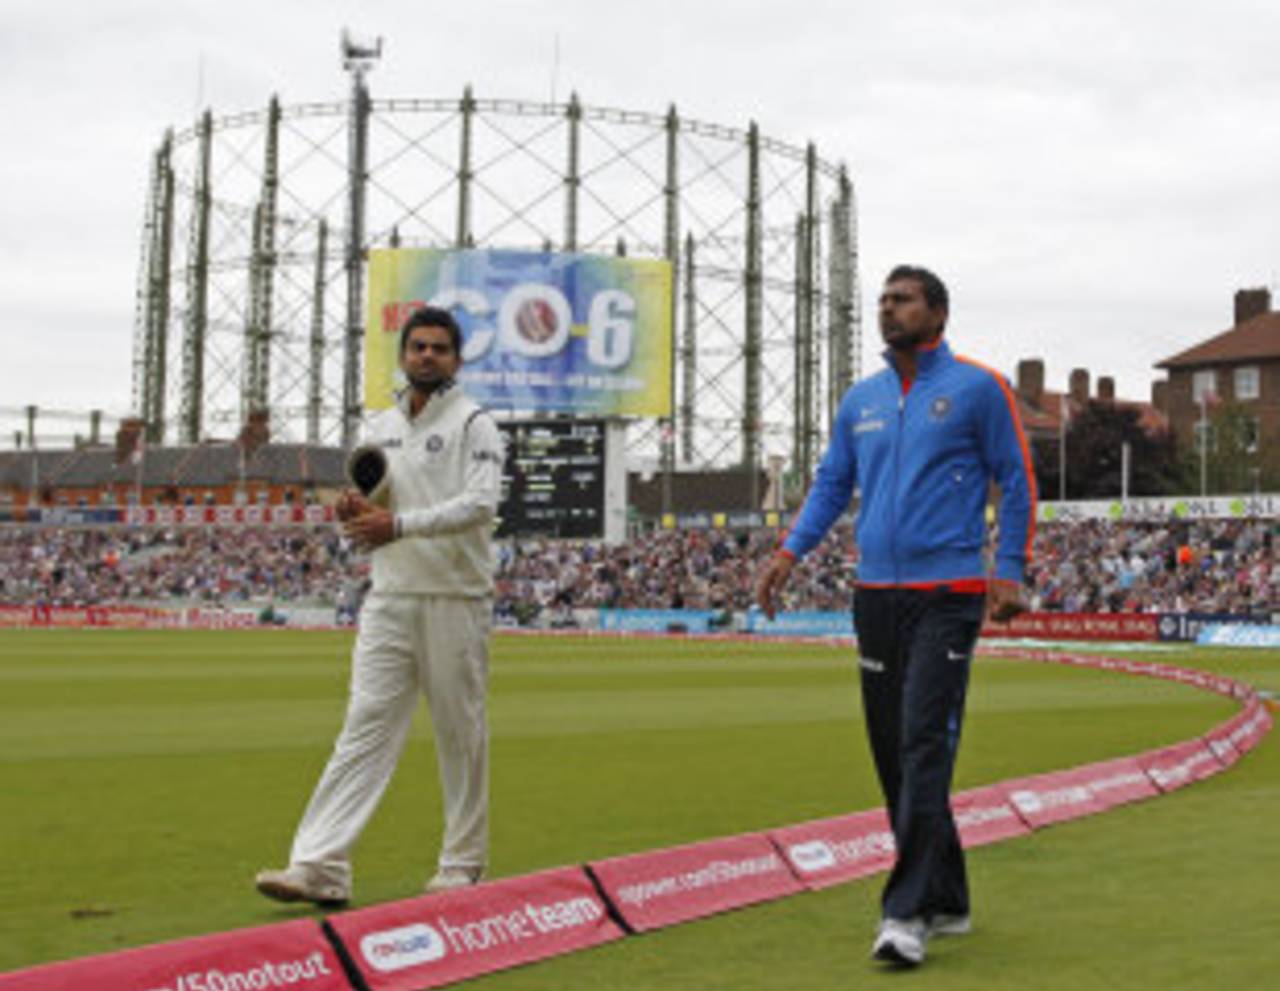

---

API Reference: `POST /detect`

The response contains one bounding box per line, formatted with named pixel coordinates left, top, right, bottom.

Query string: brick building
left=1155, top=288, right=1280, bottom=467
left=0, top=443, right=347, bottom=510
left=1011, top=358, right=1167, bottom=443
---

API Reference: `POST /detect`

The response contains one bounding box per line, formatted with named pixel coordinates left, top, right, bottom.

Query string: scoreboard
left=495, top=419, right=606, bottom=539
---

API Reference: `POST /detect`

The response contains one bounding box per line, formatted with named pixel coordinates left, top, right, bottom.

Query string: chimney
left=114, top=417, right=145, bottom=464
left=1069, top=368, right=1090, bottom=406
left=1152, top=380, right=1168, bottom=415
left=1097, top=376, right=1115, bottom=402
left=238, top=410, right=271, bottom=455
left=1017, top=359, right=1045, bottom=408
left=1234, top=287, right=1270, bottom=326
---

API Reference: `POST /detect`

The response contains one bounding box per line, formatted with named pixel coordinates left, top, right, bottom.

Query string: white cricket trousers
left=289, top=593, right=491, bottom=887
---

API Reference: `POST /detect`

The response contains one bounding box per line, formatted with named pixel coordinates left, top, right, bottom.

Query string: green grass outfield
left=0, top=629, right=1276, bottom=988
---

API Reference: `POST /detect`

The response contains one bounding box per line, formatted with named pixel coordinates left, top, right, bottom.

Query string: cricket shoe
left=255, top=865, right=350, bottom=908
left=871, top=917, right=928, bottom=967
left=424, top=865, right=484, bottom=894
left=927, top=913, right=972, bottom=937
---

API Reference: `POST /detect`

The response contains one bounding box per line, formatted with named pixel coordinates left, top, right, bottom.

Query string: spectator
left=0, top=517, right=1273, bottom=619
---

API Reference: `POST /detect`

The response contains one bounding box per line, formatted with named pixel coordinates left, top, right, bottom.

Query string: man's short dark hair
left=400, top=306, right=463, bottom=356
left=887, top=265, right=949, bottom=314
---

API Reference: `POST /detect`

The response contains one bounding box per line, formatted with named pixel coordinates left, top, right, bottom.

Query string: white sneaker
left=928, top=913, right=972, bottom=937
left=424, top=865, right=484, bottom=894
left=872, top=917, right=927, bottom=966
left=255, top=865, right=350, bottom=907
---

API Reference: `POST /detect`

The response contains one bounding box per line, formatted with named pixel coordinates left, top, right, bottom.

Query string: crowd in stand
left=1026, top=518, right=1276, bottom=617
left=0, top=526, right=356, bottom=607
left=492, top=525, right=857, bottom=625
left=0, top=518, right=1274, bottom=619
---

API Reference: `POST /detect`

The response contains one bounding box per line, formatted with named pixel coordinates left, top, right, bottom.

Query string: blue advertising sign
left=1197, top=624, right=1280, bottom=648
left=366, top=249, right=673, bottom=416
left=598, top=609, right=716, bottom=634
left=1156, top=613, right=1260, bottom=643
left=745, top=609, right=855, bottom=638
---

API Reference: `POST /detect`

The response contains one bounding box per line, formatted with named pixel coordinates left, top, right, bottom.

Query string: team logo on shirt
left=853, top=407, right=886, bottom=435
left=425, top=435, right=445, bottom=453
left=930, top=396, right=953, bottom=421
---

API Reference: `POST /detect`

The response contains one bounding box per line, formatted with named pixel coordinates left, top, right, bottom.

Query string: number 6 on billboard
left=588, top=290, right=636, bottom=370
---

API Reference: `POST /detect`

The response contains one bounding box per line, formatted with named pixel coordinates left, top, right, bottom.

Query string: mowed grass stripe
left=0, top=635, right=1230, bottom=762
left=0, top=630, right=1275, bottom=987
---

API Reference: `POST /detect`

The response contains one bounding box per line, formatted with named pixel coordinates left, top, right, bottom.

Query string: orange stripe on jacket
left=953, top=355, right=1039, bottom=562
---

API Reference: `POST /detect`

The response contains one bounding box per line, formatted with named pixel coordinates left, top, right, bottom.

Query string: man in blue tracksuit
left=756, top=265, right=1037, bottom=967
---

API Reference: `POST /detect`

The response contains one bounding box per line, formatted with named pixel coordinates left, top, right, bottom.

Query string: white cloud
left=2, top=0, right=1278, bottom=439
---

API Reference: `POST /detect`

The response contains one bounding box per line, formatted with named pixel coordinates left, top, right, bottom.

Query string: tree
left=1182, top=400, right=1279, bottom=495
left=1033, top=400, right=1181, bottom=499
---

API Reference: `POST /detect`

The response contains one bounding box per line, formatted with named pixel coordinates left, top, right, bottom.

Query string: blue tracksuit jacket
left=783, top=340, right=1037, bottom=585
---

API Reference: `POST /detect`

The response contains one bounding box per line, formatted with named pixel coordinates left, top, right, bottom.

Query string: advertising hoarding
left=366, top=249, right=672, bottom=417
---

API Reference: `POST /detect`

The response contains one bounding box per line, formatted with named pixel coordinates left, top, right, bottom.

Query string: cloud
left=2, top=0, right=1278, bottom=441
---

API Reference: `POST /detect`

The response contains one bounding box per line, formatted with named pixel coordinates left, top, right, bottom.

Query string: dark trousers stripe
left=854, top=586, right=985, bottom=921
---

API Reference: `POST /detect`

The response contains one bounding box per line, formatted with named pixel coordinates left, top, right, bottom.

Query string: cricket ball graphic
left=514, top=297, right=560, bottom=344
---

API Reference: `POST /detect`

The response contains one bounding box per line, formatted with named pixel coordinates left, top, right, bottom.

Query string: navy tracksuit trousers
left=853, top=586, right=986, bottom=922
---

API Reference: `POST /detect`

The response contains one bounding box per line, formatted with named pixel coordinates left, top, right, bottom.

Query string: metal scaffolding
left=136, top=57, right=858, bottom=479
left=242, top=96, right=281, bottom=422
left=307, top=219, right=329, bottom=444
left=179, top=111, right=212, bottom=444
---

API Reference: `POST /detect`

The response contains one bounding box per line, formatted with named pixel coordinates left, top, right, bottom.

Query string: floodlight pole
left=743, top=123, right=762, bottom=475
left=681, top=233, right=697, bottom=463
left=1198, top=397, right=1208, bottom=496
left=181, top=111, right=213, bottom=444
left=341, top=30, right=381, bottom=450
left=26, top=406, right=38, bottom=502
left=307, top=219, right=329, bottom=445
left=662, top=103, right=679, bottom=516
left=1058, top=394, right=1068, bottom=501
left=457, top=85, right=475, bottom=248
left=564, top=93, right=581, bottom=251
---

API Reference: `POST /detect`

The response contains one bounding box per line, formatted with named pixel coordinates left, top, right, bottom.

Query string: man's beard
left=881, top=321, right=930, bottom=352
left=406, top=371, right=449, bottom=394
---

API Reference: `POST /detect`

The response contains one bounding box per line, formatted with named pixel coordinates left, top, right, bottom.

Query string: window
left=1194, top=420, right=1214, bottom=454
left=1192, top=369, right=1217, bottom=402
left=1234, top=365, right=1260, bottom=401
left=1242, top=417, right=1260, bottom=454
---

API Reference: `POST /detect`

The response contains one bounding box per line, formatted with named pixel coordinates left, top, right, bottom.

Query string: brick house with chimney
left=1154, top=288, right=1280, bottom=475
left=1007, top=359, right=1171, bottom=498
left=1012, top=359, right=1167, bottom=444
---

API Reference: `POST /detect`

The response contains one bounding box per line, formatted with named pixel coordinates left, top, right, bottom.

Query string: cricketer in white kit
left=256, top=306, right=504, bottom=906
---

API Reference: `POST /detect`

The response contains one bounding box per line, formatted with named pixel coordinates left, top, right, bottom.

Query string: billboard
left=1037, top=493, right=1280, bottom=523
left=366, top=248, right=673, bottom=416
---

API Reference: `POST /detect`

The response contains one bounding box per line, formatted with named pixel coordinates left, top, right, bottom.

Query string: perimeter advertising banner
left=950, top=786, right=1031, bottom=848
left=0, top=919, right=346, bottom=991
left=769, top=808, right=896, bottom=891
left=366, top=248, right=673, bottom=416
left=1037, top=492, right=1280, bottom=523
left=326, top=867, right=623, bottom=991
left=588, top=833, right=802, bottom=932
left=981, top=611, right=1158, bottom=641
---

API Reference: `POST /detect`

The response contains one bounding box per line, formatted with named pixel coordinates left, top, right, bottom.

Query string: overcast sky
left=2, top=0, right=1277, bottom=445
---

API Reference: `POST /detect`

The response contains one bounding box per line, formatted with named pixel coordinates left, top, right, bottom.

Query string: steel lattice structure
left=133, top=81, right=860, bottom=486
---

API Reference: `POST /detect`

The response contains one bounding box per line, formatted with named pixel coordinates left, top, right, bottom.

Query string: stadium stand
left=1, top=519, right=1273, bottom=620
